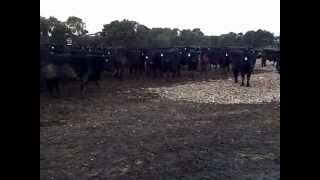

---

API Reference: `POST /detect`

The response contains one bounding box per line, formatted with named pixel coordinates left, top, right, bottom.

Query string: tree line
left=40, top=16, right=279, bottom=49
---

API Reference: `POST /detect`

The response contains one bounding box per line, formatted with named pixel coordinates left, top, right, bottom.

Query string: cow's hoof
left=246, top=84, right=250, bottom=87
left=241, top=83, right=244, bottom=86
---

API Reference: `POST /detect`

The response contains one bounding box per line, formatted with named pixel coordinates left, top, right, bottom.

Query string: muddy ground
left=40, top=61, right=280, bottom=180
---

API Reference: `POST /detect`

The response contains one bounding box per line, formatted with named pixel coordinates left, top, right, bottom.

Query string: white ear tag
left=188, top=53, right=191, bottom=57
left=226, top=53, right=228, bottom=57
left=146, top=56, right=149, bottom=59
left=105, top=59, right=109, bottom=63
left=161, top=53, right=163, bottom=57
left=244, top=57, right=248, bottom=61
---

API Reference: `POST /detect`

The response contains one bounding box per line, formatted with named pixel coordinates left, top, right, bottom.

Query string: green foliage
left=51, top=23, right=71, bottom=45
left=40, top=16, right=50, bottom=37
left=41, top=16, right=279, bottom=48
left=243, top=29, right=275, bottom=48
left=101, top=19, right=138, bottom=47
left=65, top=16, right=88, bottom=36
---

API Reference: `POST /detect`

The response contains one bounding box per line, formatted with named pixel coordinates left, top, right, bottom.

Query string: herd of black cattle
left=40, top=45, right=280, bottom=97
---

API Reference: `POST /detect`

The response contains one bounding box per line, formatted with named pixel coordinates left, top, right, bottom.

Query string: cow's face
left=144, top=55, right=153, bottom=65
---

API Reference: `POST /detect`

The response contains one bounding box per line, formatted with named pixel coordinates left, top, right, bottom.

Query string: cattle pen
left=40, top=57, right=280, bottom=179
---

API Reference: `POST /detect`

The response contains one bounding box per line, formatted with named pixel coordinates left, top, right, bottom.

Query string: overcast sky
left=40, top=0, right=280, bottom=36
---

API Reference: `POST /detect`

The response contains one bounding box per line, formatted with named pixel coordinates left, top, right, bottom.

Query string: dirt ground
left=40, top=60, right=280, bottom=180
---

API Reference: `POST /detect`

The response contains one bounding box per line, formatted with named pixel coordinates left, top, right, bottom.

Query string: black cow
left=186, top=49, right=201, bottom=79
left=40, top=45, right=51, bottom=92
left=219, top=49, right=232, bottom=73
left=230, top=48, right=257, bottom=87
left=109, top=48, right=129, bottom=80
left=261, top=49, right=280, bottom=67
left=207, top=48, right=220, bottom=70
left=177, top=47, right=190, bottom=73
left=276, top=58, right=280, bottom=73
left=199, top=51, right=210, bottom=80
left=127, top=49, right=145, bottom=76
left=161, top=48, right=181, bottom=78
left=41, top=47, right=107, bottom=97
left=145, top=49, right=164, bottom=78
left=140, top=49, right=153, bottom=76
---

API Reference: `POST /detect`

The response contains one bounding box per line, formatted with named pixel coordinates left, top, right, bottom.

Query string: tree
left=40, top=16, right=49, bottom=37
left=101, top=19, right=139, bottom=47
left=274, top=35, right=280, bottom=48
left=47, top=16, right=60, bottom=36
left=152, top=33, right=171, bottom=48
left=177, top=28, right=205, bottom=46
left=134, top=24, right=150, bottom=48
left=65, top=16, right=88, bottom=36
left=218, top=32, right=238, bottom=47
left=51, top=23, right=71, bottom=45
left=243, top=31, right=255, bottom=47
left=243, top=29, right=275, bottom=48
left=254, top=29, right=275, bottom=47
left=42, top=17, right=278, bottom=48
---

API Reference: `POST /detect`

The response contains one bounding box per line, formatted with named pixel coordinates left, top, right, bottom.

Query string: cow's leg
left=112, top=69, right=117, bottom=77
left=204, top=70, right=207, bottom=81
left=46, top=79, right=54, bottom=97
left=246, top=73, right=251, bottom=87
left=241, top=73, right=245, bottom=86
left=115, top=67, right=120, bottom=80
left=204, top=67, right=208, bottom=81
left=80, top=81, right=85, bottom=96
left=178, top=66, right=181, bottom=77
left=191, top=71, right=195, bottom=80
left=81, top=80, right=89, bottom=97
left=233, top=70, right=239, bottom=83
left=119, top=68, right=123, bottom=81
left=55, top=80, right=60, bottom=98
left=153, top=69, right=157, bottom=78
left=145, top=64, right=149, bottom=76
left=95, top=81, right=100, bottom=88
